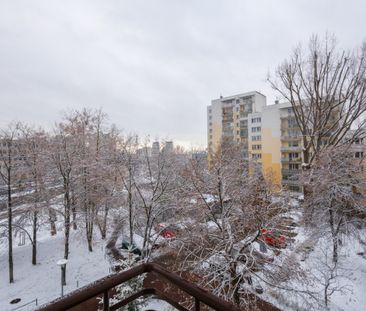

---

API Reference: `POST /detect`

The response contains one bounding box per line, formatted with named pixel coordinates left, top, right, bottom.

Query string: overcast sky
left=0, top=0, right=365, bottom=148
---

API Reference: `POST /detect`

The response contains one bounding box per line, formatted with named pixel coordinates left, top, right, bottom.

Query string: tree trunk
left=87, top=236, right=93, bottom=252
left=100, top=204, right=109, bottom=240
left=48, top=207, right=57, bottom=236
left=7, top=180, right=14, bottom=283
left=32, top=210, right=37, bottom=265
left=230, top=262, right=240, bottom=306
left=142, top=210, right=151, bottom=260
left=71, top=190, right=77, bottom=230
left=328, top=207, right=338, bottom=264
left=64, top=180, right=71, bottom=260
left=86, top=221, right=93, bottom=252
left=128, top=189, right=134, bottom=246
left=46, top=190, right=57, bottom=235
left=302, top=146, right=312, bottom=197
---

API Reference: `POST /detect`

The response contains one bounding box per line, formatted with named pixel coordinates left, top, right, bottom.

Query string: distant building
left=162, top=141, right=174, bottom=154
left=191, top=150, right=208, bottom=170
left=152, top=141, right=160, bottom=157
left=137, top=146, right=152, bottom=157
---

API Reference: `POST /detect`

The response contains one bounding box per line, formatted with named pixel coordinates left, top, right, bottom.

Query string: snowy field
left=0, top=228, right=110, bottom=311
left=0, top=224, right=173, bottom=311
left=262, top=210, right=366, bottom=311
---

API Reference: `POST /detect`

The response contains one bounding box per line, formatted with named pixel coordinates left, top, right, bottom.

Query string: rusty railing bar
left=148, top=263, right=241, bottom=311
left=194, top=297, right=200, bottom=311
left=110, top=288, right=154, bottom=311
left=37, top=263, right=241, bottom=311
left=37, top=264, right=147, bottom=311
left=103, top=290, right=109, bottom=311
left=110, top=288, right=189, bottom=311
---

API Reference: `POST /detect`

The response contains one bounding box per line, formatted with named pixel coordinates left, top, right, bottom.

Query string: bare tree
left=134, top=140, right=177, bottom=260
left=0, top=122, right=20, bottom=283
left=269, top=34, right=366, bottom=169
left=176, top=139, right=292, bottom=307
left=51, top=123, right=77, bottom=265
left=17, top=124, right=49, bottom=265
left=116, top=134, right=140, bottom=247
left=302, top=145, right=364, bottom=264
left=96, top=125, right=120, bottom=240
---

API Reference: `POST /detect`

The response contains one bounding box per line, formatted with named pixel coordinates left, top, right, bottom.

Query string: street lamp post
left=56, top=259, right=68, bottom=297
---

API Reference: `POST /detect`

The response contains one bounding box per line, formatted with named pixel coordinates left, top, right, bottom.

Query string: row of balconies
left=281, top=136, right=302, bottom=141
left=280, top=146, right=302, bottom=152
left=281, top=168, right=301, bottom=175
left=282, top=179, right=300, bottom=185
left=281, top=157, right=302, bottom=163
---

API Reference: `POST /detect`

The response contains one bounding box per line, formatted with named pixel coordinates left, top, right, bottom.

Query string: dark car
left=120, top=240, right=142, bottom=257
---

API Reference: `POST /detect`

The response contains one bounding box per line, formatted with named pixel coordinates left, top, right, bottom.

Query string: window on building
left=289, top=164, right=299, bottom=170
left=289, top=152, right=299, bottom=159
left=355, top=152, right=364, bottom=158
left=355, top=138, right=363, bottom=145
left=251, top=117, right=261, bottom=123
left=252, top=126, right=261, bottom=133
left=252, top=136, right=261, bottom=141
left=288, top=185, right=300, bottom=192
left=252, top=144, right=262, bottom=150
left=252, top=153, right=262, bottom=159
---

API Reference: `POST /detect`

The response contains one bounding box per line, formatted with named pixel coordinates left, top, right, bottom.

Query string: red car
left=259, top=228, right=286, bottom=248
left=160, top=230, right=176, bottom=238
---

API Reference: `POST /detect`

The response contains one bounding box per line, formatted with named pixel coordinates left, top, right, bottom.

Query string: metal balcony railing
left=280, top=146, right=302, bottom=152
left=281, top=157, right=302, bottom=163
left=281, top=136, right=301, bottom=141
left=37, top=263, right=241, bottom=311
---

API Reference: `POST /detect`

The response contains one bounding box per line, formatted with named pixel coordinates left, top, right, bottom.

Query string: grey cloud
left=0, top=0, right=365, bottom=147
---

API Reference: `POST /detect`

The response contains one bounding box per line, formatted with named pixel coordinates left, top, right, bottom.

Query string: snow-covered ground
left=0, top=228, right=110, bottom=311
left=0, top=218, right=175, bottom=311
left=261, top=208, right=366, bottom=311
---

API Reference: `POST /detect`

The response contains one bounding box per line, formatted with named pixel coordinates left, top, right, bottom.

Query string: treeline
left=0, top=108, right=185, bottom=284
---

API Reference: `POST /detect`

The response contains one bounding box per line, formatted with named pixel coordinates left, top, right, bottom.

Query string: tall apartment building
left=208, top=93, right=366, bottom=192
left=207, top=93, right=301, bottom=191
left=207, top=91, right=266, bottom=163
left=261, top=102, right=302, bottom=191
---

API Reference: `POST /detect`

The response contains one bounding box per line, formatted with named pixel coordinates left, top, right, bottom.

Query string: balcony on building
left=281, top=156, right=302, bottom=163
left=280, top=146, right=302, bottom=152
left=281, top=168, right=301, bottom=176
left=281, top=136, right=301, bottom=141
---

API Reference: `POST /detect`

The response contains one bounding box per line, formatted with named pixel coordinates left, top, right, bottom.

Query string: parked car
left=156, top=223, right=177, bottom=238
left=120, top=240, right=142, bottom=257
left=160, top=229, right=176, bottom=238
left=259, top=228, right=286, bottom=248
